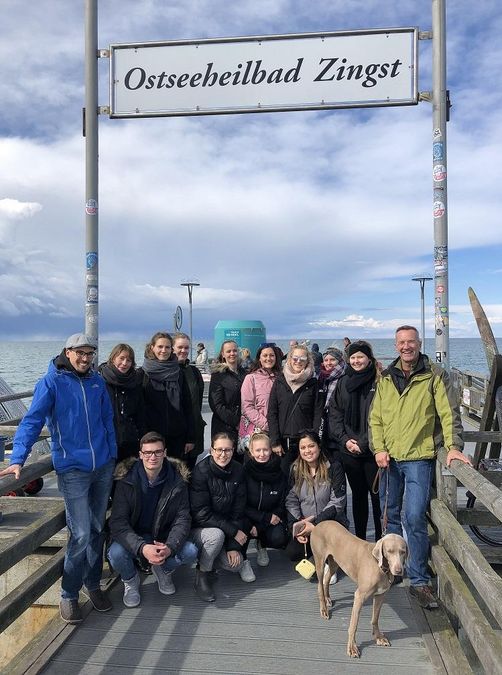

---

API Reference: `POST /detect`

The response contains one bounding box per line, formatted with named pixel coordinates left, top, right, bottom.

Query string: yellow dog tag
left=295, top=557, right=316, bottom=579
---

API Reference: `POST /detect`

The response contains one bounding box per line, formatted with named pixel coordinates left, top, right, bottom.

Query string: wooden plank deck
left=39, top=543, right=440, bottom=675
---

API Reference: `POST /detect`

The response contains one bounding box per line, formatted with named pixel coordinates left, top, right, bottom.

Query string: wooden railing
left=432, top=447, right=502, bottom=674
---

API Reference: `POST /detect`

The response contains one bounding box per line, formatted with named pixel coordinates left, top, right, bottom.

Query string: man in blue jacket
left=0, top=333, right=117, bottom=624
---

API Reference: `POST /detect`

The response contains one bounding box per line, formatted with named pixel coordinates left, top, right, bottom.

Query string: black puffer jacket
left=267, top=374, right=323, bottom=447
left=190, top=455, right=247, bottom=552
left=109, top=457, right=191, bottom=557
left=243, top=454, right=287, bottom=531
left=98, top=366, right=145, bottom=451
left=328, top=373, right=377, bottom=457
left=209, top=364, right=246, bottom=437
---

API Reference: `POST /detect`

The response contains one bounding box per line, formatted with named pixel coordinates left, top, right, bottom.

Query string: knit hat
left=322, top=347, right=344, bottom=362
left=347, top=341, right=374, bottom=360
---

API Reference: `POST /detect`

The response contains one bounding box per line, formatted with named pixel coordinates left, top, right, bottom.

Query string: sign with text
left=110, top=28, right=418, bottom=118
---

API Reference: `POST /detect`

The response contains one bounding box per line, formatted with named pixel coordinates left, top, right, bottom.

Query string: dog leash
left=372, top=466, right=389, bottom=536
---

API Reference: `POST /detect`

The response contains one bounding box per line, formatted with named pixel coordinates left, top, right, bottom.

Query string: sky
left=1, top=0, right=502, bottom=345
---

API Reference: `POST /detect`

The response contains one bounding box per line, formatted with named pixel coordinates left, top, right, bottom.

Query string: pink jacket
left=240, top=369, right=277, bottom=431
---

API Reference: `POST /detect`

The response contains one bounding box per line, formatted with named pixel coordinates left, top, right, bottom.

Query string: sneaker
left=409, top=585, right=439, bottom=610
left=323, top=564, right=338, bottom=585
left=256, top=541, right=270, bottom=567
left=123, top=573, right=141, bottom=608
left=60, top=598, right=83, bottom=624
left=152, top=565, right=176, bottom=595
left=239, top=559, right=256, bottom=583
left=84, top=588, right=112, bottom=612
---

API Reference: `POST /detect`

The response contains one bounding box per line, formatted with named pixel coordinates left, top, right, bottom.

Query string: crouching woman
left=285, top=430, right=348, bottom=565
left=190, top=432, right=251, bottom=602
left=108, top=432, right=197, bottom=607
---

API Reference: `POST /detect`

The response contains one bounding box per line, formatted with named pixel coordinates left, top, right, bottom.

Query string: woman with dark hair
left=267, top=345, right=323, bottom=473
left=140, top=332, right=194, bottom=461
left=318, top=347, right=346, bottom=459
left=285, top=430, right=348, bottom=568
left=208, top=340, right=247, bottom=444
left=172, top=332, right=206, bottom=469
left=242, top=432, right=288, bottom=570
left=99, top=343, right=145, bottom=461
left=329, top=340, right=382, bottom=541
left=190, top=431, right=252, bottom=603
left=239, top=343, right=282, bottom=452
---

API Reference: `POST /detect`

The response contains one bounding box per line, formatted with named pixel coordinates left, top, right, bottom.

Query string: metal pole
left=412, top=277, right=433, bottom=349
left=432, top=0, right=449, bottom=369
left=84, top=0, right=99, bottom=349
left=180, top=281, right=200, bottom=362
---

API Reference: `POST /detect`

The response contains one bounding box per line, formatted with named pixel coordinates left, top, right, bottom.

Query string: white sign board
left=110, top=28, right=418, bottom=118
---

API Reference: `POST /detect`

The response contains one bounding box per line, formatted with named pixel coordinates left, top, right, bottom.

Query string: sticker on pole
left=433, top=201, right=445, bottom=218
left=86, top=199, right=98, bottom=215
left=433, top=165, right=446, bottom=182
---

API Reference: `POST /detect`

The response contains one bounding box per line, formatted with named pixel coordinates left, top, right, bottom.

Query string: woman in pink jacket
left=239, top=344, right=283, bottom=450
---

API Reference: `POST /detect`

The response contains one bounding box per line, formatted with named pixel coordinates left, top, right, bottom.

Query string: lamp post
left=180, top=280, right=200, bottom=362
left=412, top=276, right=433, bottom=348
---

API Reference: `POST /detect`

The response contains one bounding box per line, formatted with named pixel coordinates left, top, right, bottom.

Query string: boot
left=194, top=568, right=216, bottom=603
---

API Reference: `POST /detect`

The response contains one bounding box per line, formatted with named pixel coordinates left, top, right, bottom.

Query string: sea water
left=1, top=337, right=500, bottom=392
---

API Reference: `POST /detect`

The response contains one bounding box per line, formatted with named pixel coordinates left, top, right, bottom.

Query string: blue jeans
left=380, top=459, right=434, bottom=587
left=107, top=539, right=198, bottom=581
left=57, top=460, right=114, bottom=599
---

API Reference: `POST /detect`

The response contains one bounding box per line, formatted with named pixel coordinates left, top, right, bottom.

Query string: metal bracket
left=419, top=91, right=432, bottom=102
left=98, top=106, right=110, bottom=116
left=419, top=31, right=433, bottom=40
left=98, top=49, right=110, bottom=59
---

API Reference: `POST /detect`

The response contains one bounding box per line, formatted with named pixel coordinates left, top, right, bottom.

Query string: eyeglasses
left=291, top=356, right=308, bottom=363
left=140, top=449, right=165, bottom=458
left=211, top=447, right=233, bottom=456
left=72, top=349, right=96, bottom=359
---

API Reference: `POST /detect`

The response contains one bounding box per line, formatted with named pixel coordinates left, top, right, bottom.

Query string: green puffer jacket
left=369, top=354, right=463, bottom=461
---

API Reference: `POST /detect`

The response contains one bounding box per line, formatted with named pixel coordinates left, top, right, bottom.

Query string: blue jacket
left=11, top=359, right=117, bottom=473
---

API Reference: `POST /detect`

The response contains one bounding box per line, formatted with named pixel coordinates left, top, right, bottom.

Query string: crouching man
left=108, top=431, right=197, bottom=607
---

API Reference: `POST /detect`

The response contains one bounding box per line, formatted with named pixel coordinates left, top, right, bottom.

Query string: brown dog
left=310, top=520, right=408, bottom=658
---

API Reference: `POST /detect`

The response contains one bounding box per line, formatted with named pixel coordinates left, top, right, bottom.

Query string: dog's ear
left=372, top=539, right=385, bottom=568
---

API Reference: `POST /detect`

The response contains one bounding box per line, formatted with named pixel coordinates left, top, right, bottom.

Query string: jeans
left=57, top=460, right=115, bottom=599
left=107, top=539, right=198, bottom=581
left=380, top=458, right=434, bottom=587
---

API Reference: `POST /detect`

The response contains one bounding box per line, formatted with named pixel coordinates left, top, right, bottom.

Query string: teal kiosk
left=214, top=320, right=266, bottom=358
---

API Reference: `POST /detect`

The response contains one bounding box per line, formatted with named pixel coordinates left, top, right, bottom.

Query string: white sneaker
left=324, top=564, right=338, bottom=585
left=152, top=565, right=176, bottom=595
left=256, top=541, right=270, bottom=567
left=123, top=573, right=141, bottom=607
left=239, top=559, right=256, bottom=583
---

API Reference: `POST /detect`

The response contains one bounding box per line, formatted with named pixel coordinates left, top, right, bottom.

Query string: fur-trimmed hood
left=211, top=361, right=246, bottom=376
left=114, top=455, right=190, bottom=482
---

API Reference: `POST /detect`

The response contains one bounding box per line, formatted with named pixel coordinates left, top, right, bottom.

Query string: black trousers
left=340, top=452, right=382, bottom=541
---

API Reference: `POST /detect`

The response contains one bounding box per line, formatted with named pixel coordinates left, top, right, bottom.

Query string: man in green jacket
left=369, top=325, right=471, bottom=609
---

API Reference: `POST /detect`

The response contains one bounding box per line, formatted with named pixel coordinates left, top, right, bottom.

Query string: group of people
left=0, top=324, right=470, bottom=624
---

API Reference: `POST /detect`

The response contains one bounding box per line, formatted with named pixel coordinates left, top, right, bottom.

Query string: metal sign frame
left=109, top=27, right=418, bottom=119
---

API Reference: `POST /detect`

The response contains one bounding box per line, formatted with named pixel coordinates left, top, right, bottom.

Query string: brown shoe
left=409, top=585, right=438, bottom=609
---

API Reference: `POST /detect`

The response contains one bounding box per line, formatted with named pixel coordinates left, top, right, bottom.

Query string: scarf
left=245, top=453, right=283, bottom=484
left=319, top=361, right=346, bottom=408
left=99, top=362, right=138, bottom=389
left=344, top=362, right=376, bottom=433
left=142, top=356, right=181, bottom=411
left=283, top=361, right=314, bottom=393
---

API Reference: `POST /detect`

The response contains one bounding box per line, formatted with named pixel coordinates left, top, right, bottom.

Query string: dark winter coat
left=329, top=373, right=377, bottom=457
left=190, top=455, right=247, bottom=552
left=109, top=457, right=191, bottom=557
left=179, top=361, right=206, bottom=459
left=208, top=364, right=246, bottom=438
left=140, top=367, right=194, bottom=444
left=243, top=454, right=287, bottom=531
left=267, top=374, right=323, bottom=448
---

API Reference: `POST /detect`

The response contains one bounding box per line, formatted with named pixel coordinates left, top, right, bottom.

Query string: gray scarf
left=142, top=356, right=181, bottom=411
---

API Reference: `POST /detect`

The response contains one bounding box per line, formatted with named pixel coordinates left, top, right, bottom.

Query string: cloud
left=0, top=198, right=42, bottom=220
left=310, top=314, right=385, bottom=330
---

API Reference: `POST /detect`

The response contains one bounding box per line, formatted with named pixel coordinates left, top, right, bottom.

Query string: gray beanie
left=322, top=347, right=344, bottom=362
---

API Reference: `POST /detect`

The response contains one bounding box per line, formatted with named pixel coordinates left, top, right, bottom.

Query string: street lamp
left=180, top=279, right=200, bottom=362
left=412, top=276, right=433, bottom=348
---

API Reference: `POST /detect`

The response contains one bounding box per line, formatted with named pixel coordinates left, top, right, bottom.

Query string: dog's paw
left=326, top=597, right=333, bottom=608
left=375, top=635, right=390, bottom=647
left=320, top=607, right=330, bottom=620
left=347, top=643, right=360, bottom=658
